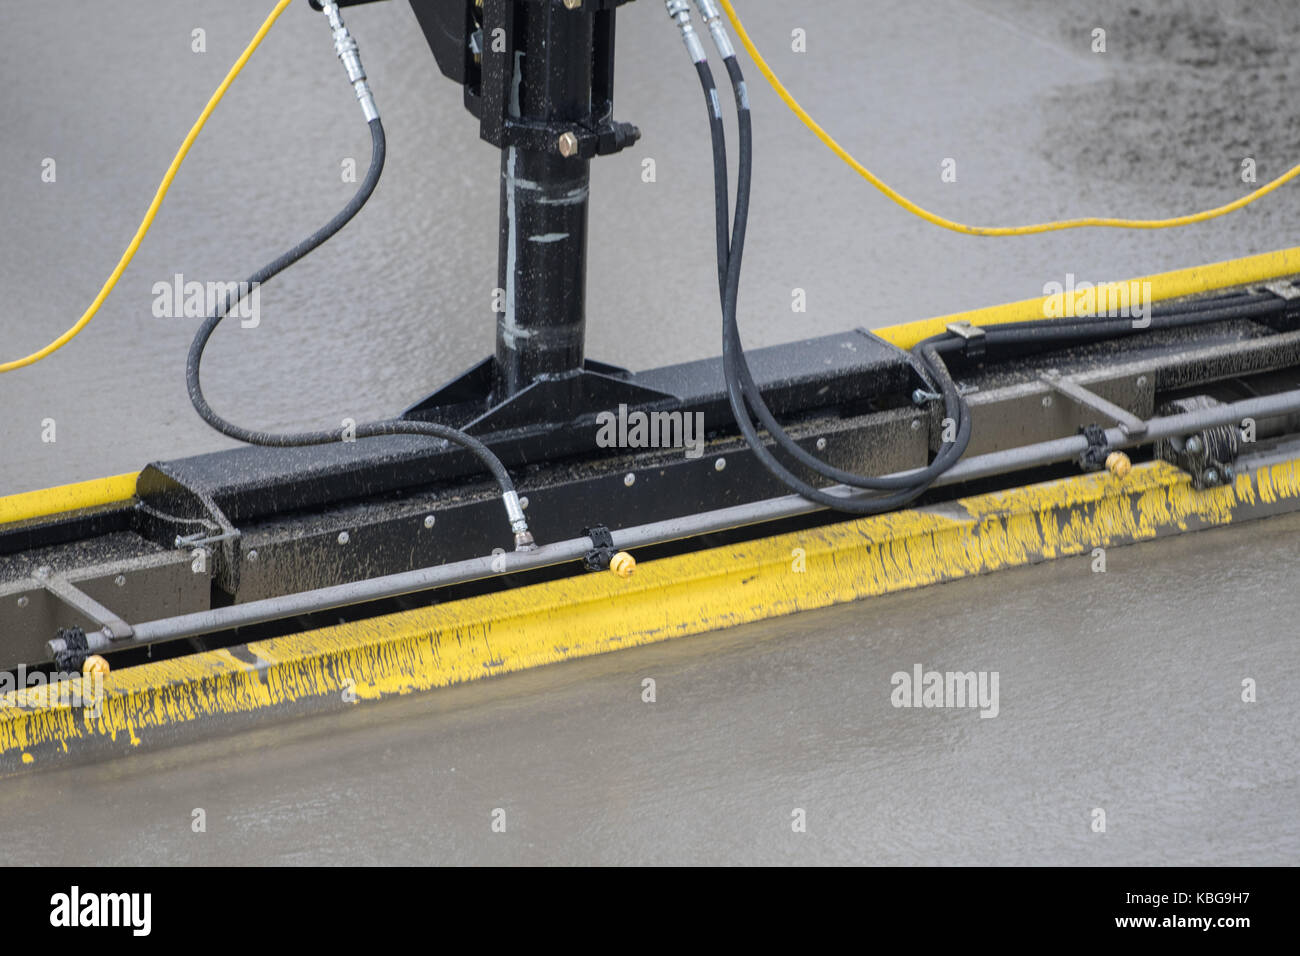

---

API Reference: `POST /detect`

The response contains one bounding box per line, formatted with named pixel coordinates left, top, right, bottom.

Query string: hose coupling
left=664, top=1, right=707, bottom=64
left=320, top=1, right=379, bottom=122
left=502, top=491, right=536, bottom=550
left=691, top=0, right=736, bottom=59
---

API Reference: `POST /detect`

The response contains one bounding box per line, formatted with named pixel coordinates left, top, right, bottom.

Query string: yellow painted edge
left=875, top=246, right=1300, bottom=349
left=7, top=456, right=1300, bottom=769
left=0, top=473, right=139, bottom=526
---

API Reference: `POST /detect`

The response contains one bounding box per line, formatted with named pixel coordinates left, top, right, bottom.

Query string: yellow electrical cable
left=717, top=0, right=1300, bottom=237
left=0, top=0, right=294, bottom=374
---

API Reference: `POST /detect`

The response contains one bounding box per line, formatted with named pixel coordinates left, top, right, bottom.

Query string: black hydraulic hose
left=700, top=59, right=967, bottom=512
left=692, top=39, right=1293, bottom=511
left=697, top=59, right=731, bottom=300
left=972, top=299, right=1290, bottom=352
left=696, top=52, right=971, bottom=511
left=708, top=58, right=972, bottom=492
left=185, top=118, right=526, bottom=536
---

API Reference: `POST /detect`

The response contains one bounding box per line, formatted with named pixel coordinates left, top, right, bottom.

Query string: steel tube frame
left=46, top=386, right=1300, bottom=659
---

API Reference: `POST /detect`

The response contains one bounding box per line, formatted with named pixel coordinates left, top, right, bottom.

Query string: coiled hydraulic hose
left=671, top=2, right=970, bottom=513
left=669, top=1, right=1293, bottom=515
left=187, top=0, right=534, bottom=547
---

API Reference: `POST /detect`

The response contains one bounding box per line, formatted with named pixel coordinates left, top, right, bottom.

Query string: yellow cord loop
left=717, top=0, right=1300, bottom=237
left=0, top=0, right=294, bottom=374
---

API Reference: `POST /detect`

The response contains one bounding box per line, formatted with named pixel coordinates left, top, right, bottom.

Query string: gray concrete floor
left=1, top=1, right=1298, bottom=864
left=0, top=513, right=1296, bottom=865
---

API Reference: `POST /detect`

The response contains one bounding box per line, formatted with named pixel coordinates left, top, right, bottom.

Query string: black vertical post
left=494, top=2, right=594, bottom=401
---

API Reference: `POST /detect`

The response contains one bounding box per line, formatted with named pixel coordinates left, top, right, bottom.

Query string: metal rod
left=48, top=386, right=1300, bottom=659
left=41, top=574, right=133, bottom=640
left=1041, top=371, right=1147, bottom=437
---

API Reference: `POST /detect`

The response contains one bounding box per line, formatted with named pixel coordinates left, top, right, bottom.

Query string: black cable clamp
left=582, top=525, right=618, bottom=572
left=1077, top=423, right=1110, bottom=472
left=945, top=321, right=986, bottom=360
left=53, top=625, right=89, bottom=673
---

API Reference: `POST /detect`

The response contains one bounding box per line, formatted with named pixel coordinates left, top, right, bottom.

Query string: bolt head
left=562, top=0, right=582, bottom=8
left=1203, top=468, right=1220, bottom=487
left=424, top=515, right=436, bottom=529
left=816, top=437, right=827, bottom=451
left=338, top=531, right=350, bottom=545
left=714, top=457, right=727, bottom=472
left=114, top=575, right=126, bottom=587
left=557, top=131, right=579, bottom=158
left=1185, top=435, right=1204, bottom=455
left=624, top=472, right=636, bottom=487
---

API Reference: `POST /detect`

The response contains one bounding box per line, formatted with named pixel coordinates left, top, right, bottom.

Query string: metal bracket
left=174, top=529, right=241, bottom=550
left=946, top=321, right=986, bottom=359
left=1255, top=280, right=1300, bottom=301
left=33, top=568, right=134, bottom=642
left=1040, top=370, right=1148, bottom=437
left=582, top=525, right=617, bottom=572
left=912, top=382, right=979, bottom=405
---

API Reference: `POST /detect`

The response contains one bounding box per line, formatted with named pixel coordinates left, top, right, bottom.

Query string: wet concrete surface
left=0, top=514, right=1296, bottom=865
left=2, top=1, right=1299, bottom=864
left=4, top=0, right=1300, bottom=492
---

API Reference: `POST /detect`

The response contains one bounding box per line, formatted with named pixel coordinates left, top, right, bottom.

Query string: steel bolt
left=248, top=549, right=259, bottom=562
left=557, top=131, right=579, bottom=157
left=563, top=0, right=582, bottom=8
left=338, top=532, right=350, bottom=545
left=624, top=472, right=636, bottom=487
left=1041, top=395, right=1053, bottom=408
left=1222, top=464, right=1236, bottom=482
left=1203, top=468, right=1220, bottom=487
left=816, top=437, right=828, bottom=451
left=714, top=457, right=727, bottom=472
left=114, top=575, right=126, bottom=587
left=1184, top=435, right=1204, bottom=456
left=17, top=596, right=28, bottom=608
left=424, top=515, right=436, bottom=529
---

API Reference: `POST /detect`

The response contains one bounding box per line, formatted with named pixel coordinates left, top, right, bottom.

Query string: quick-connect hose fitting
left=502, top=490, right=536, bottom=551
left=664, top=0, right=707, bottom=64
left=320, top=0, right=379, bottom=121
left=691, top=0, right=736, bottom=59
